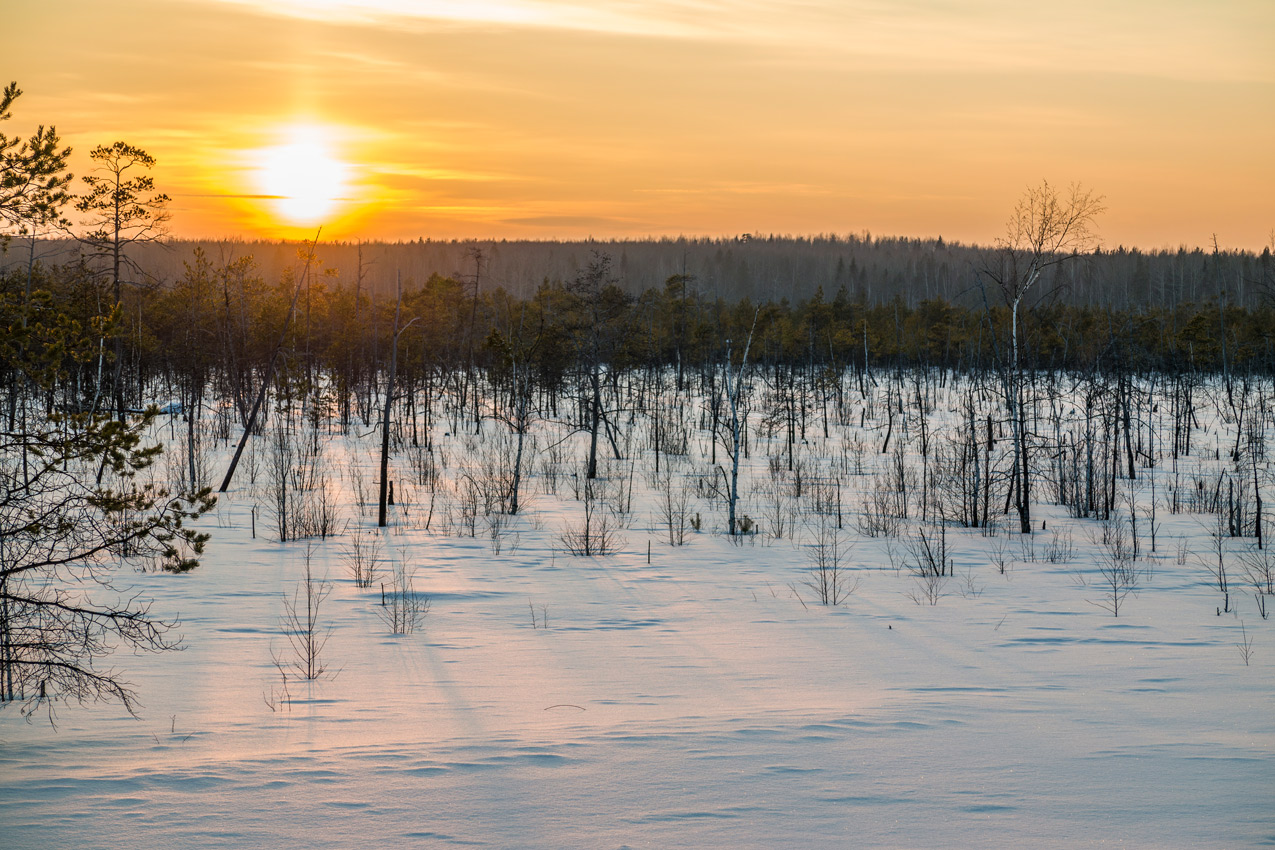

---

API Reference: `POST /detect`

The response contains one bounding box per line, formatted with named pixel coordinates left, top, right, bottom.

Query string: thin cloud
left=200, top=0, right=725, bottom=38
left=197, top=0, right=1272, bottom=81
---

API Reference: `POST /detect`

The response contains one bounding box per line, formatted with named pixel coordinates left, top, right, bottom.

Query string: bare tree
left=1199, top=511, right=1233, bottom=613
left=803, top=515, right=858, bottom=605
left=1089, top=516, right=1138, bottom=617
left=560, top=480, right=623, bottom=556
left=564, top=252, right=628, bottom=480
left=379, top=271, right=417, bottom=527
left=343, top=531, right=381, bottom=589
left=378, top=552, right=429, bottom=635
left=718, top=313, right=757, bottom=535
left=981, top=180, right=1103, bottom=533
left=278, top=545, right=332, bottom=681
left=657, top=470, right=693, bottom=546
left=486, top=294, right=542, bottom=515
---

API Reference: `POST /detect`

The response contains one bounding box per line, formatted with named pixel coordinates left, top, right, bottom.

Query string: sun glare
left=256, top=126, right=349, bottom=225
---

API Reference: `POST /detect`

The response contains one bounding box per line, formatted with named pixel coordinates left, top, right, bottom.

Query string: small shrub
left=343, top=531, right=381, bottom=588
left=379, top=554, right=430, bottom=635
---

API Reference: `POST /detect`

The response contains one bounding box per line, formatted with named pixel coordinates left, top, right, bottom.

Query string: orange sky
left=10, top=0, right=1274, bottom=249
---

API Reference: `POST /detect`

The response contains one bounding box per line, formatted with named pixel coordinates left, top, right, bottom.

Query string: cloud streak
left=200, top=0, right=1273, bottom=81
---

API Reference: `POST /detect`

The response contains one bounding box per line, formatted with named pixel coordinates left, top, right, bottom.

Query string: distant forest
left=16, top=233, right=1275, bottom=309
left=5, top=233, right=1275, bottom=430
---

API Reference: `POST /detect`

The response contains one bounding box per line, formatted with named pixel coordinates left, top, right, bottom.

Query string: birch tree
left=981, top=180, right=1103, bottom=533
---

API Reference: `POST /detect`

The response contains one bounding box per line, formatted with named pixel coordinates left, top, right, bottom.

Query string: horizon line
left=21, top=231, right=1270, bottom=255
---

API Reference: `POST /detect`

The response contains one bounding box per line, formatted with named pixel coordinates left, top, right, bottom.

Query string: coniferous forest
left=8, top=233, right=1275, bottom=436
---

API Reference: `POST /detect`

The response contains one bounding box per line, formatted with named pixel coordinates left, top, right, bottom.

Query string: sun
left=256, top=125, right=349, bottom=225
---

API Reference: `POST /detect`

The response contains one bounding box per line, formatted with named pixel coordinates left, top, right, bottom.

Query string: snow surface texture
left=3, top=376, right=1274, bottom=849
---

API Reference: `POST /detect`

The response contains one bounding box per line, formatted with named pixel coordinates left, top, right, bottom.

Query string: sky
left=9, top=0, right=1274, bottom=249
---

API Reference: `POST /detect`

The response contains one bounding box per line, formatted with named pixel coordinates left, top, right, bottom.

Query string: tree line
left=5, top=245, right=1275, bottom=433
left=20, top=230, right=1275, bottom=310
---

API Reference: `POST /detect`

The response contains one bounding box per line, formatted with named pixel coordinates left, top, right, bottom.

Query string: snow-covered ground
left=3, top=375, right=1273, bottom=848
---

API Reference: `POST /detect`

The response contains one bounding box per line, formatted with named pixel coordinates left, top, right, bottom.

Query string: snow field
left=3, top=371, right=1273, bottom=848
